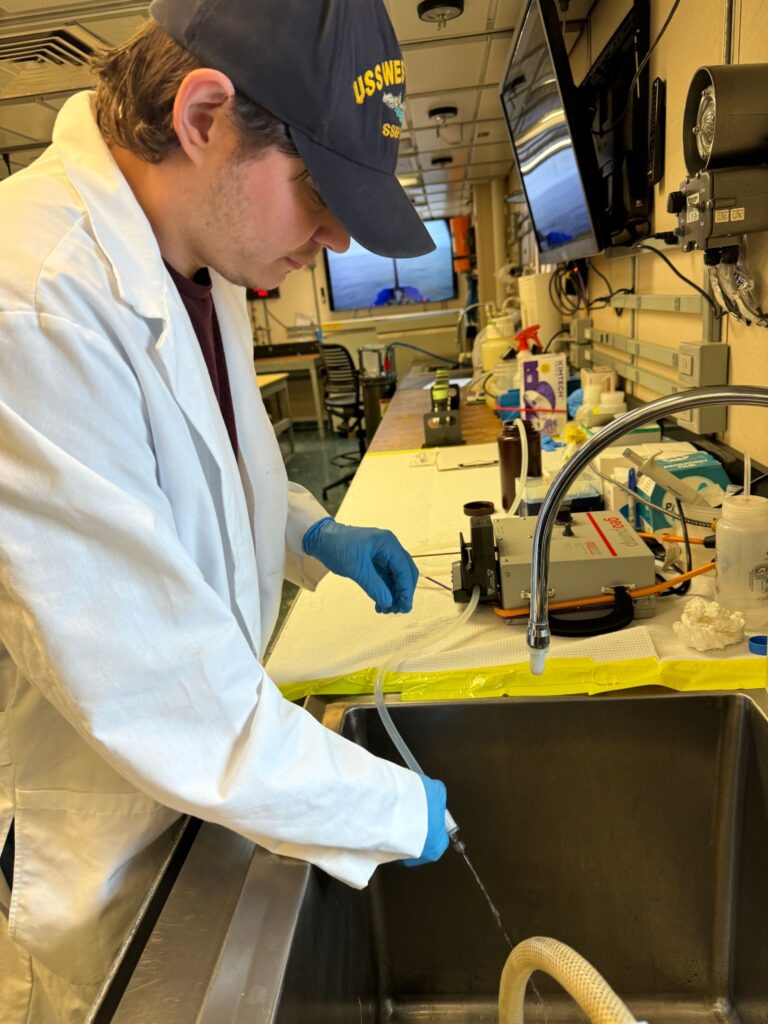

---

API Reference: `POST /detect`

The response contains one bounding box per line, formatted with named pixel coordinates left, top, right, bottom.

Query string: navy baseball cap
left=149, top=0, right=435, bottom=258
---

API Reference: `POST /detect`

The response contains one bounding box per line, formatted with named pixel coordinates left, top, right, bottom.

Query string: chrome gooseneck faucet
left=527, top=385, right=768, bottom=675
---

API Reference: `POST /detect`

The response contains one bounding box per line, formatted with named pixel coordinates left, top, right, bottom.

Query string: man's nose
left=314, top=211, right=351, bottom=253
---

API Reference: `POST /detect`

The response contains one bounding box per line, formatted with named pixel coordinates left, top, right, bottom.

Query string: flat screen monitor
left=323, top=219, right=456, bottom=312
left=500, top=0, right=607, bottom=263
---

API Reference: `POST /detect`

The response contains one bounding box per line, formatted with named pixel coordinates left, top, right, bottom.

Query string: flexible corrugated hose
left=499, top=936, right=642, bottom=1024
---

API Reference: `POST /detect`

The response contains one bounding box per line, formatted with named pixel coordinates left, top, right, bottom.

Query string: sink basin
left=110, top=691, right=768, bottom=1024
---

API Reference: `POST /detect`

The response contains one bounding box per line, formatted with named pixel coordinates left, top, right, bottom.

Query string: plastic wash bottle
left=715, top=494, right=768, bottom=632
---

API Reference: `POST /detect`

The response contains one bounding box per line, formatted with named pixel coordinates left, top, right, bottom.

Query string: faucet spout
left=527, top=385, right=768, bottom=675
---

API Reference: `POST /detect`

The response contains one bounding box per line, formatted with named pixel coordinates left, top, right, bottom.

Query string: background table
left=367, top=366, right=500, bottom=453
left=254, top=353, right=325, bottom=439
left=257, top=372, right=295, bottom=458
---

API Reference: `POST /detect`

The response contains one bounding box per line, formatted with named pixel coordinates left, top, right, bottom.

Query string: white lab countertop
left=266, top=442, right=759, bottom=697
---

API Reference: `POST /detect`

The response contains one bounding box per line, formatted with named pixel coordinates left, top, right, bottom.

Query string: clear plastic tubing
left=506, top=418, right=529, bottom=518
left=374, top=586, right=481, bottom=837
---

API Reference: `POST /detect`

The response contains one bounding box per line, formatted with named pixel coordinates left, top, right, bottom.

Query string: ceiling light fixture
left=428, top=104, right=461, bottom=143
left=428, top=105, right=459, bottom=127
left=397, top=174, right=421, bottom=187
left=417, top=0, right=464, bottom=29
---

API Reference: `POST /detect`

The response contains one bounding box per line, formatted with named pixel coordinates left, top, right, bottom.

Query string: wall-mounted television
left=500, top=0, right=607, bottom=263
left=501, top=0, right=651, bottom=263
left=323, top=219, right=457, bottom=312
left=579, top=0, right=651, bottom=246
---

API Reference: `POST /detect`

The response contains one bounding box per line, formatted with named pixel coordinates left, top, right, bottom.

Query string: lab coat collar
left=52, top=91, right=171, bottom=323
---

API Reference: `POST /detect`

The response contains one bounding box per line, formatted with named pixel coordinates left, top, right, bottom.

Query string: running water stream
left=451, top=833, right=513, bottom=949
left=450, top=832, right=548, bottom=1020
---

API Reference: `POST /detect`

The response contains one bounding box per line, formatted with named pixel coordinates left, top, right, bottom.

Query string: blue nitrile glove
left=302, top=517, right=418, bottom=613
left=567, top=387, right=583, bottom=419
left=541, top=434, right=564, bottom=452
left=402, top=775, right=450, bottom=867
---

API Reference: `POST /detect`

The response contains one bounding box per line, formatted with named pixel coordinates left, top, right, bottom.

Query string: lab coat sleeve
left=283, top=482, right=329, bottom=591
left=0, top=312, right=427, bottom=889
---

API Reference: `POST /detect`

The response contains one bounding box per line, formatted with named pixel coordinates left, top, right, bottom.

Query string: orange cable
left=491, top=562, right=716, bottom=619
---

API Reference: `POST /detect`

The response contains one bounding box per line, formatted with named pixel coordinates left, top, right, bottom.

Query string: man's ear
left=173, top=68, right=236, bottom=167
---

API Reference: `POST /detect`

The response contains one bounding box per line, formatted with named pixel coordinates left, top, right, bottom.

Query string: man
left=0, top=1, right=449, bottom=1020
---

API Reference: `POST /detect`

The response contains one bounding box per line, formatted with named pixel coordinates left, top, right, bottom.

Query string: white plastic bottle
left=715, top=495, right=768, bottom=632
left=574, top=384, right=603, bottom=425
left=596, top=390, right=627, bottom=419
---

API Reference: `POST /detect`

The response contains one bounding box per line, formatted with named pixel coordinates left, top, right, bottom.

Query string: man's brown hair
left=91, top=19, right=297, bottom=163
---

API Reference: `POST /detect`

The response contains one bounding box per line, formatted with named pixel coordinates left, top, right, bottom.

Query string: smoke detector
left=417, top=1, right=464, bottom=29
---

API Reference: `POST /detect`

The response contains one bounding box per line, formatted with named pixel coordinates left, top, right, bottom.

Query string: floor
left=266, top=424, right=362, bottom=657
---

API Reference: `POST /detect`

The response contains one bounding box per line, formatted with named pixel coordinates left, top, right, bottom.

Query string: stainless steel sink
left=110, top=691, right=768, bottom=1024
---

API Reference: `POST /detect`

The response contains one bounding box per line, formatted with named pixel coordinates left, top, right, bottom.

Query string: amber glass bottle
left=497, top=420, right=542, bottom=512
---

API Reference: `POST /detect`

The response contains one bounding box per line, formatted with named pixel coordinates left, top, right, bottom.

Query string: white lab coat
left=0, top=92, right=426, bottom=1023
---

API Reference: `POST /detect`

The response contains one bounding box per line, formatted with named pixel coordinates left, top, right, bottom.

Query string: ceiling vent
left=0, top=25, right=98, bottom=101
left=0, top=0, right=107, bottom=13
left=0, top=28, right=94, bottom=67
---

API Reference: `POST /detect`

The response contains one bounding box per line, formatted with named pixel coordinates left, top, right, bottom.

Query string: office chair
left=319, top=343, right=366, bottom=501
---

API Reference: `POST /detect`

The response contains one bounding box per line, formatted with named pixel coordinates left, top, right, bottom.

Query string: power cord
left=662, top=497, right=693, bottom=596
left=592, top=0, right=681, bottom=137
left=542, top=328, right=570, bottom=353
left=633, top=243, right=724, bottom=319
left=549, top=261, right=634, bottom=316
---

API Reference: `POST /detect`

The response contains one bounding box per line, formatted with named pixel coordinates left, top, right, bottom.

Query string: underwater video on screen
left=324, top=219, right=456, bottom=311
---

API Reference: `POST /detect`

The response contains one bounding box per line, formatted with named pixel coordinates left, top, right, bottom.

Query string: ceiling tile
left=470, top=141, right=513, bottom=163
left=423, top=167, right=466, bottom=185
left=491, top=0, right=523, bottom=33
left=78, top=14, right=147, bottom=47
left=7, top=146, right=44, bottom=172
left=408, top=123, right=468, bottom=150
left=425, top=182, right=466, bottom=194
left=477, top=86, right=506, bottom=120
left=0, top=100, right=55, bottom=140
left=486, top=35, right=515, bottom=84
left=466, top=160, right=514, bottom=179
left=406, top=40, right=487, bottom=94
left=472, top=119, right=510, bottom=145
left=0, top=124, right=32, bottom=146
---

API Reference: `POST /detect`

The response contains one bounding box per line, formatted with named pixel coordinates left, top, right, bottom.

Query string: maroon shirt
left=165, top=261, right=239, bottom=458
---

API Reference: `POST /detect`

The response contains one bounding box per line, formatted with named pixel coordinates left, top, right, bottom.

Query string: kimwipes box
left=518, top=353, right=568, bottom=436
